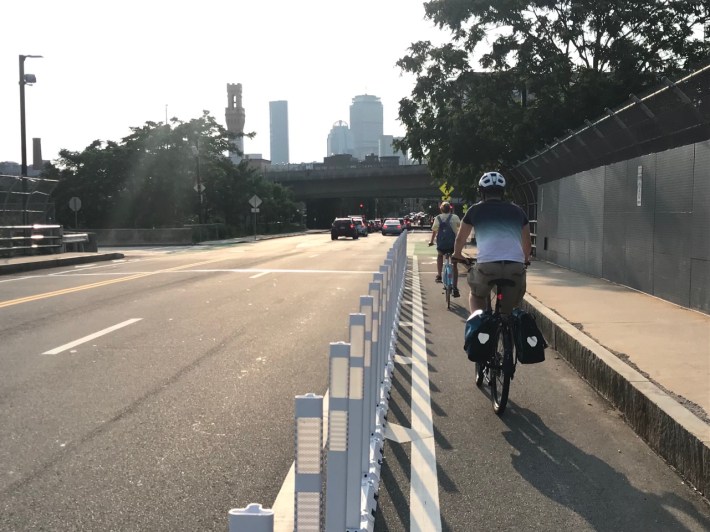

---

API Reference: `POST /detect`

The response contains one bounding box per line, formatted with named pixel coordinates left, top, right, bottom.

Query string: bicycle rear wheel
left=490, top=328, right=511, bottom=415
left=443, top=263, right=452, bottom=309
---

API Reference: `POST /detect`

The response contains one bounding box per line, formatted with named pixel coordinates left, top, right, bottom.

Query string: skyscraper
left=269, top=101, right=290, bottom=164
left=327, top=120, right=354, bottom=156
left=225, top=83, right=246, bottom=164
left=349, top=95, right=383, bottom=160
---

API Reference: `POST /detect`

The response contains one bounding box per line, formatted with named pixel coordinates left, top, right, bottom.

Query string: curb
left=522, top=296, right=709, bottom=497
left=0, top=253, right=125, bottom=276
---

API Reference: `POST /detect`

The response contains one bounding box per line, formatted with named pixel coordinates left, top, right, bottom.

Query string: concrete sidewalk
left=521, top=260, right=709, bottom=496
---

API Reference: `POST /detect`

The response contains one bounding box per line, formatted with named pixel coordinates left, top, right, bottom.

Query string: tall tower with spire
left=225, top=83, right=246, bottom=164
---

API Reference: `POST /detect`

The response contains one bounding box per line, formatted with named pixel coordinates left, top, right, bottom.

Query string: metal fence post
left=295, top=393, right=323, bottom=532
left=325, top=342, right=350, bottom=532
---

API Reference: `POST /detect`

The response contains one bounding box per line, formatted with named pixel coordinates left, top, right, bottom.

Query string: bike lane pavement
left=374, top=236, right=709, bottom=531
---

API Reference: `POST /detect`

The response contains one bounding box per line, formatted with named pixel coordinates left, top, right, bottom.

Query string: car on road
left=331, top=217, right=359, bottom=240
left=381, top=218, right=404, bottom=236
left=348, top=215, right=369, bottom=237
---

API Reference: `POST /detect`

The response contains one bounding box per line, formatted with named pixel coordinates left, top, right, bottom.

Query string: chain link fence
left=507, top=62, right=710, bottom=217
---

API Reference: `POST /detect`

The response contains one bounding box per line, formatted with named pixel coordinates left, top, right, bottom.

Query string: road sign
left=249, top=194, right=262, bottom=208
left=439, top=183, right=454, bottom=196
left=194, top=183, right=205, bottom=193
left=68, top=197, right=82, bottom=212
left=250, top=207, right=260, bottom=213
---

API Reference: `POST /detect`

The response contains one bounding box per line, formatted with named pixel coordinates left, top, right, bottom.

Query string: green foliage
left=46, top=112, right=302, bottom=234
left=397, top=0, right=710, bottom=198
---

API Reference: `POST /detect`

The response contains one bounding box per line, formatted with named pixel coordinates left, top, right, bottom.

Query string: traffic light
left=359, top=203, right=364, bottom=209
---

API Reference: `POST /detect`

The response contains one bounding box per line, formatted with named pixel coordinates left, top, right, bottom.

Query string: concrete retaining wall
left=91, top=228, right=193, bottom=246
left=522, top=297, right=709, bottom=497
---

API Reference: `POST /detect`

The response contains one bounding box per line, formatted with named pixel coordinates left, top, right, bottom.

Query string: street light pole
left=196, top=146, right=203, bottom=225
left=191, top=139, right=204, bottom=225
left=18, top=54, right=42, bottom=226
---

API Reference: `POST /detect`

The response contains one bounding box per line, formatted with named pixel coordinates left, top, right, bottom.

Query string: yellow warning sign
left=439, top=183, right=454, bottom=196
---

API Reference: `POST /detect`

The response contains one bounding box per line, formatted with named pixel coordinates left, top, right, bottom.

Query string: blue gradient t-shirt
left=463, top=200, right=529, bottom=263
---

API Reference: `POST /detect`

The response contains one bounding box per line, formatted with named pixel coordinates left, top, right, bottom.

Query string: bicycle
left=454, top=256, right=520, bottom=415
left=442, top=253, right=454, bottom=309
left=429, top=243, right=458, bottom=309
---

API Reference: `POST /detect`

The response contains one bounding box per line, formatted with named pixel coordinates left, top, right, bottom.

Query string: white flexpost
left=346, top=313, right=366, bottom=530
left=228, top=503, right=274, bottom=532
left=382, top=259, right=395, bottom=379
left=295, top=393, right=323, bottom=532
left=325, top=342, right=350, bottom=532
left=368, top=280, right=382, bottom=434
left=359, top=295, right=374, bottom=476
left=378, top=263, right=391, bottom=360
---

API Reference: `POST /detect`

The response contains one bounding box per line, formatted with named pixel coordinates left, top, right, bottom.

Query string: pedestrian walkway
left=525, top=261, right=709, bottom=420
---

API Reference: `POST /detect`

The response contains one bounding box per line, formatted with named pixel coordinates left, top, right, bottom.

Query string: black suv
left=331, top=217, right=359, bottom=240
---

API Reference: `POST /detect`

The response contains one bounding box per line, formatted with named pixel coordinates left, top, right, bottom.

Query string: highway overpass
left=264, top=163, right=441, bottom=200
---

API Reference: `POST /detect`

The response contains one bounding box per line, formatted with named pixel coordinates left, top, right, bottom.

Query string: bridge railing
left=228, top=232, right=408, bottom=532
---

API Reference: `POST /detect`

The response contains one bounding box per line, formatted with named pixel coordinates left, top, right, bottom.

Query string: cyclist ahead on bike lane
left=452, top=172, right=533, bottom=314
left=429, top=201, right=462, bottom=297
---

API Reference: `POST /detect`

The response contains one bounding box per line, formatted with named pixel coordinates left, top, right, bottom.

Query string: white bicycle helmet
left=478, top=171, right=506, bottom=189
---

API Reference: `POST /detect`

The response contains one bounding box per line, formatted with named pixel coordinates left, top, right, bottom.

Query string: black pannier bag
left=463, top=310, right=497, bottom=363
left=511, top=309, right=548, bottom=363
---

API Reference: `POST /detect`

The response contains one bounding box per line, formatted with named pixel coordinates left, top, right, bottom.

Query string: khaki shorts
left=467, top=261, right=527, bottom=314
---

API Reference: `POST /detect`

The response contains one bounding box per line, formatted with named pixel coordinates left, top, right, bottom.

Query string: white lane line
left=0, top=276, right=32, bottom=283
left=42, top=318, right=143, bottom=355
left=52, top=262, right=120, bottom=275
left=409, top=256, right=442, bottom=531
left=250, top=271, right=270, bottom=279
left=46, top=269, right=378, bottom=277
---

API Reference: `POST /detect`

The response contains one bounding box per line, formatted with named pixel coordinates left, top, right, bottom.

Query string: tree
left=396, top=0, right=710, bottom=197
left=46, top=111, right=301, bottom=234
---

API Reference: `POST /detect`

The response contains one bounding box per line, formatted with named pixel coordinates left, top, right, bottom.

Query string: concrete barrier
left=90, top=228, right=193, bottom=246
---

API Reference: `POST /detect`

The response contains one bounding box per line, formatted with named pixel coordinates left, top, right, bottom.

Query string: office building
left=269, top=101, right=290, bottom=164
left=327, top=120, right=354, bottom=156
left=350, top=94, right=383, bottom=160
left=378, top=135, right=411, bottom=164
left=379, top=135, right=394, bottom=157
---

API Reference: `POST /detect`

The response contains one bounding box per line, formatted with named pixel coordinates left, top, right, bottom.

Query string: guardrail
left=0, top=224, right=62, bottom=257
left=228, top=231, right=408, bottom=532
left=61, top=232, right=91, bottom=252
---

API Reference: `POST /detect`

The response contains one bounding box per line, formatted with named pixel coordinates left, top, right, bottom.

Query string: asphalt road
left=1, top=233, right=709, bottom=531
left=0, top=233, right=393, bottom=531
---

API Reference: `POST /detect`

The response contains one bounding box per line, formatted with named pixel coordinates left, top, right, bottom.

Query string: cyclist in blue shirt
left=452, top=172, right=532, bottom=314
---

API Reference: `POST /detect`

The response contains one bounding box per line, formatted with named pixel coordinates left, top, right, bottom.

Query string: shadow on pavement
left=501, top=406, right=710, bottom=531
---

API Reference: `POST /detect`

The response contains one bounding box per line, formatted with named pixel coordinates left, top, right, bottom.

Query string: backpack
left=436, top=214, right=456, bottom=249
left=511, top=309, right=548, bottom=364
left=463, top=310, right=497, bottom=363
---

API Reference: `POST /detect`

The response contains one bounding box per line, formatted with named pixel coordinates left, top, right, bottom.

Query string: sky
left=1, top=0, right=450, bottom=166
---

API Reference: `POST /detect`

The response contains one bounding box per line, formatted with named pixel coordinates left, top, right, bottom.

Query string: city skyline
left=1, top=1, right=448, bottom=167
